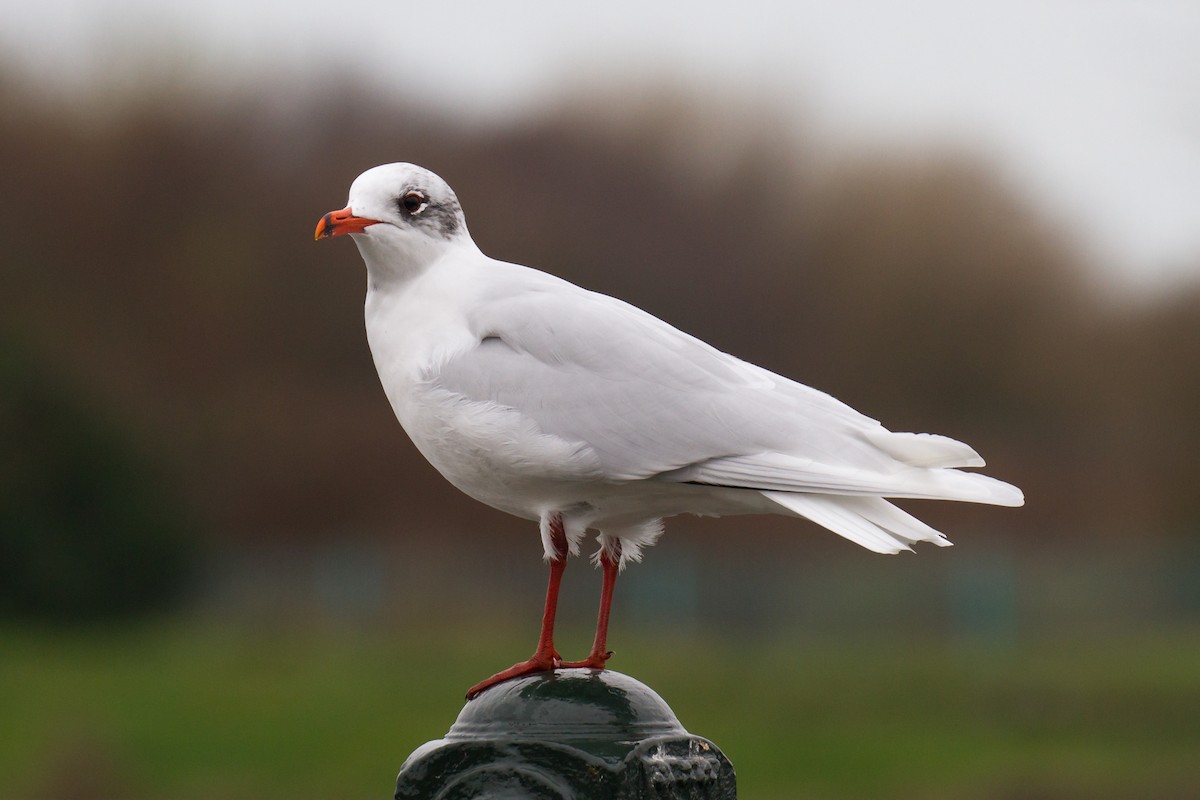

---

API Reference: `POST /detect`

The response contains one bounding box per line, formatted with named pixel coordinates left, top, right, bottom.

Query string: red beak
left=314, top=206, right=381, bottom=241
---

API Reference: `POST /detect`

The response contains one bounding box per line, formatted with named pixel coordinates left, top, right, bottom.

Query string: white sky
left=6, top=0, right=1200, bottom=285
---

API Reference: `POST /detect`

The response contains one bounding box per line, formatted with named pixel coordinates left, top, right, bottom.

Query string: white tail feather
left=762, top=492, right=953, bottom=554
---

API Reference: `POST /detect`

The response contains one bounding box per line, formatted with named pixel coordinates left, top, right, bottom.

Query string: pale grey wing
left=433, top=280, right=972, bottom=489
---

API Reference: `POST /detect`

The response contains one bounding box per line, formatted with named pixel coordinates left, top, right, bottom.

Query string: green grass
left=1, top=621, right=1198, bottom=799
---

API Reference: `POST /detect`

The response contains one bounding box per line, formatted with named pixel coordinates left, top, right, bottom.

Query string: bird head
left=315, top=163, right=472, bottom=278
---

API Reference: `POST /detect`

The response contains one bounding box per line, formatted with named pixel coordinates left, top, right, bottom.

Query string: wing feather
left=431, top=264, right=1021, bottom=508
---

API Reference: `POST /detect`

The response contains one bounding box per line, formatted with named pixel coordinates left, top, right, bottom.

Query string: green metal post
left=396, top=669, right=736, bottom=799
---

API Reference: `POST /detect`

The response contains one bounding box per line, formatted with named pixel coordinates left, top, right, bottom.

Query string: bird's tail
left=762, top=492, right=955, bottom=554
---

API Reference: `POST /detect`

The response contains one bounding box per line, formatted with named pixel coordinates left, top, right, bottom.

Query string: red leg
left=466, top=515, right=569, bottom=699
left=562, top=542, right=620, bottom=670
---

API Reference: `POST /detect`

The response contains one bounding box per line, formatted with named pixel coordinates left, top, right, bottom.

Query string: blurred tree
left=0, top=333, right=197, bottom=622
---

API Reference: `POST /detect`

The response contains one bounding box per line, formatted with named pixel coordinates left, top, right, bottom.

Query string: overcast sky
left=6, top=0, right=1199, bottom=286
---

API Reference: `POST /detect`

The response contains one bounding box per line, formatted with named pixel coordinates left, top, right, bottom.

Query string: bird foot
left=559, top=650, right=612, bottom=670
left=466, top=651, right=561, bottom=700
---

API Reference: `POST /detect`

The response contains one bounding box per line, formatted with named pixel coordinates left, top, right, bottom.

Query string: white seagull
left=315, top=163, right=1024, bottom=699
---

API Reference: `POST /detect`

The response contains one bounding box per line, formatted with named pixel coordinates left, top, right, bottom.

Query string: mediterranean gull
left=315, top=162, right=1024, bottom=699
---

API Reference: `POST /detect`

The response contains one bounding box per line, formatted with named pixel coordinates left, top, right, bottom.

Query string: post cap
left=396, top=669, right=736, bottom=799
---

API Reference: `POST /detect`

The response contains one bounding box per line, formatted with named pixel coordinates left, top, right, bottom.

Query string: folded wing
left=432, top=262, right=1022, bottom=551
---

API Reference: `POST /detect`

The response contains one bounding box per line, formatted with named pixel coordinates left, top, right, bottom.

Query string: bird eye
left=400, top=191, right=428, bottom=215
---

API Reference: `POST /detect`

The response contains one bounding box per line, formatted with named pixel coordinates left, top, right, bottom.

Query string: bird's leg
left=561, top=542, right=620, bottom=670
left=465, top=514, right=569, bottom=699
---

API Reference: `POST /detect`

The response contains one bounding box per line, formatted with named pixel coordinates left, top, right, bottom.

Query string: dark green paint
left=395, top=669, right=736, bottom=799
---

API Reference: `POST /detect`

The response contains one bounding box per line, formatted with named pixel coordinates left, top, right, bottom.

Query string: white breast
left=364, top=266, right=604, bottom=521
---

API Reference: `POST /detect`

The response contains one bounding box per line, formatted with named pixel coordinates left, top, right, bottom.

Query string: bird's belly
left=391, top=385, right=606, bottom=520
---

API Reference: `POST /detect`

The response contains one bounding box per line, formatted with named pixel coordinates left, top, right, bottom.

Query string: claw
left=466, top=651, right=560, bottom=699
left=559, top=649, right=613, bottom=670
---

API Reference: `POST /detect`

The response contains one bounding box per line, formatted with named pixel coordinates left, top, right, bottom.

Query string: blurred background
left=2, top=2, right=1199, bottom=798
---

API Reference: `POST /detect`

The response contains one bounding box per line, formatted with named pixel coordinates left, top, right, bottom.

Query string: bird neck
left=355, top=233, right=481, bottom=293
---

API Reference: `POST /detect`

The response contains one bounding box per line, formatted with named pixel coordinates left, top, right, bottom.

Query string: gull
left=315, top=163, right=1023, bottom=699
